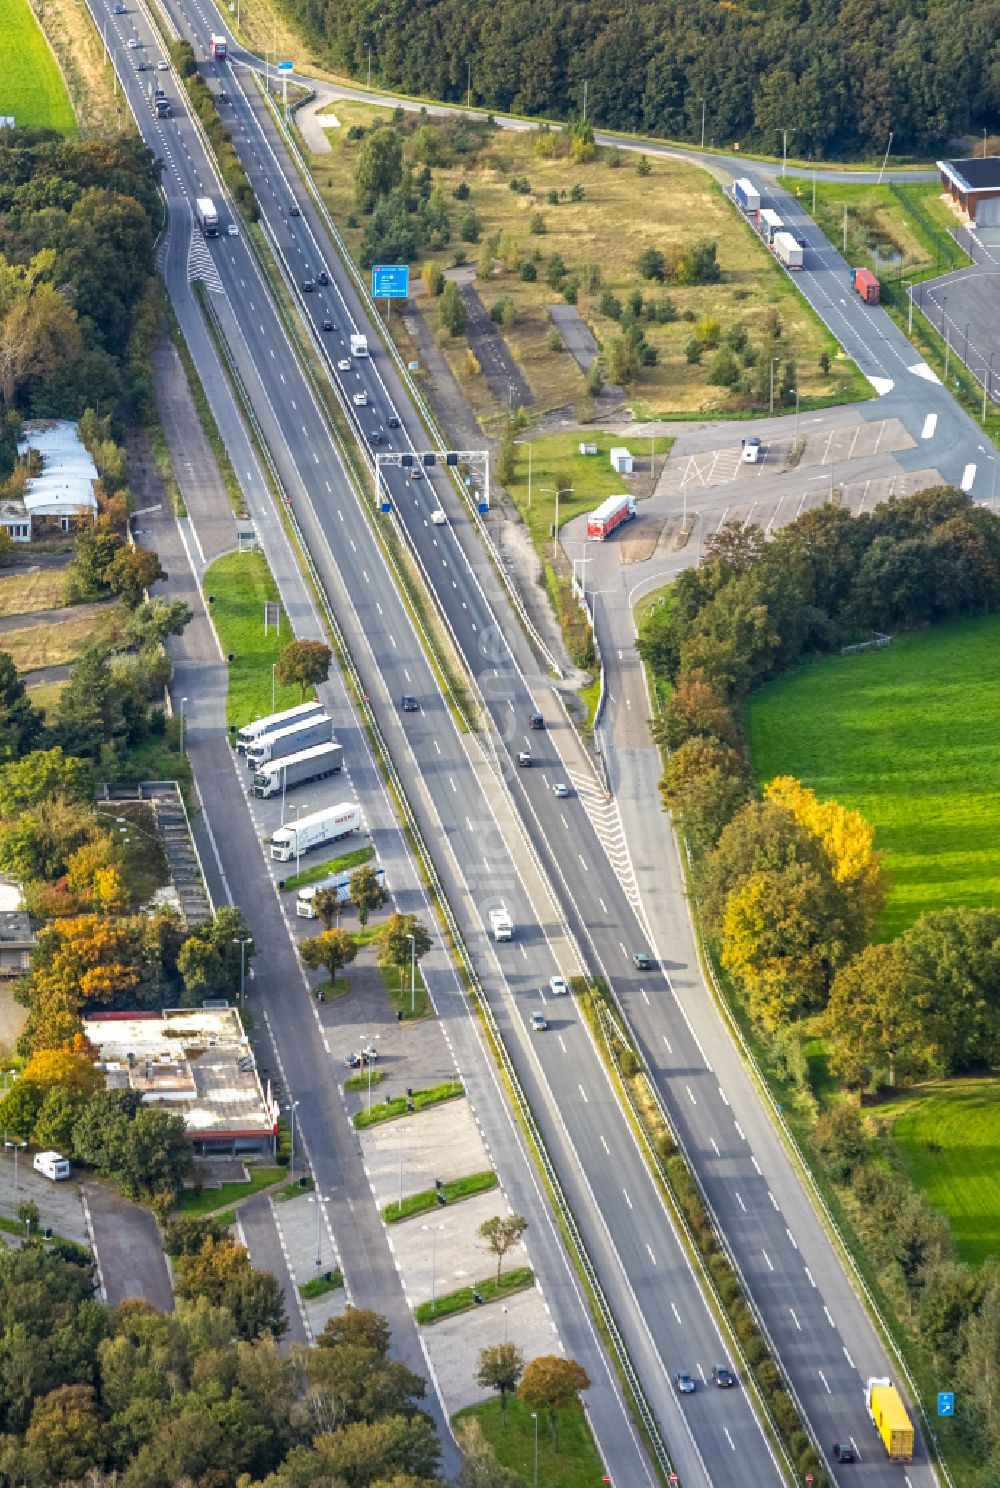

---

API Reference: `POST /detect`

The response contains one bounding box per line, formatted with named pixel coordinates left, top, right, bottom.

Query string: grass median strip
left=280, top=844, right=374, bottom=891
left=176, top=1165, right=286, bottom=1216
left=344, top=1069, right=383, bottom=1093
left=300, top=1268, right=343, bottom=1300
left=384, top=1168, right=497, bottom=1224
left=203, top=550, right=302, bottom=734
left=415, top=1265, right=532, bottom=1324
left=353, top=1079, right=463, bottom=1129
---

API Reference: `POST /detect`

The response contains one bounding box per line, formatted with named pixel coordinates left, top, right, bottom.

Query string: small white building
left=16, top=420, right=98, bottom=533
left=610, top=446, right=634, bottom=475
left=0, top=500, right=31, bottom=543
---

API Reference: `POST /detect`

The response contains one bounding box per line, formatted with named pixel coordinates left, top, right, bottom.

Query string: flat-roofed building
left=938, top=156, right=1000, bottom=227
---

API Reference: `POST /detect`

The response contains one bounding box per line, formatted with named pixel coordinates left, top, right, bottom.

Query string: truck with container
left=236, top=700, right=325, bottom=755
left=297, top=863, right=385, bottom=918
left=587, top=493, right=637, bottom=541
left=249, top=741, right=343, bottom=798
left=196, top=197, right=219, bottom=236
left=271, top=801, right=361, bottom=862
left=864, top=1378, right=914, bottom=1463
left=760, top=208, right=784, bottom=246
left=147, top=79, right=171, bottom=116
left=245, top=715, right=332, bottom=768
left=773, top=231, right=804, bottom=270
left=209, top=32, right=228, bottom=59
left=853, top=266, right=880, bottom=304
left=350, top=333, right=368, bottom=357
left=733, top=178, right=760, bottom=214
left=489, top=906, right=514, bottom=942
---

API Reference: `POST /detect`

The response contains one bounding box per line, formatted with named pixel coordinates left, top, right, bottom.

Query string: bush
left=570, top=182, right=585, bottom=202
left=638, top=247, right=666, bottom=281
left=546, top=254, right=568, bottom=287
left=637, top=155, right=652, bottom=175
left=707, top=348, right=740, bottom=386
left=651, top=296, right=677, bottom=324
left=453, top=180, right=471, bottom=200
left=508, top=176, right=531, bottom=194
left=599, top=290, right=622, bottom=321
left=694, top=314, right=721, bottom=347
left=546, top=188, right=559, bottom=205
left=607, top=146, right=623, bottom=168
left=548, top=329, right=563, bottom=352
left=459, top=209, right=482, bottom=242
left=347, top=124, right=366, bottom=141
left=685, top=338, right=702, bottom=364
left=638, top=342, right=658, bottom=367
left=520, top=260, right=537, bottom=282
left=529, top=213, right=547, bottom=234
left=562, top=277, right=579, bottom=305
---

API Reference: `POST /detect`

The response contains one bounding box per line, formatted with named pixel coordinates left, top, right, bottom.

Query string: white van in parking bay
left=34, top=1151, right=71, bottom=1181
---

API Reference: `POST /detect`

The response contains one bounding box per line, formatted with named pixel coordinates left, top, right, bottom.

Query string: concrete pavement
left=83, top=1182, right=173, bottom=1310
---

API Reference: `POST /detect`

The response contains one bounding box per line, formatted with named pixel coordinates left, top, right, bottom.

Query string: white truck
left=489, top=906, right=514, bottom=942
left=350, top=333, right=368, bottom=357
left=297, top=863, right=385, bottom=918
left=773, top=230, right=804, bottom=270
left=245, top=715, right=332, bottom=768
left=271, top=801, right=362, bottom=862
left=237, top=700, right=325, bottom=755
left=196, top=197, right=219, bottom=236
left=249, top=741, right=343, bottom=798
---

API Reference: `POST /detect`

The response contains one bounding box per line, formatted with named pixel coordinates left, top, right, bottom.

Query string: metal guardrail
left=202, top=288, right=678, bottom=1483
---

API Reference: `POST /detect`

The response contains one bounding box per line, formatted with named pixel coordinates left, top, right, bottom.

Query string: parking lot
left=660, top=415, right=916, bottom=494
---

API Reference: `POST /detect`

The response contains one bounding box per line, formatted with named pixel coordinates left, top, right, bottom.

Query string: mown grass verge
left=453, top=1394, right=602, bottom=1486
left=279, top=844, right=374, bottom=891
left=202, top=549, right=303, bottom=735
left=353, top=1080, right=463, bottom=1129
left=415, top=1265, right=532, bottom=1324
left=176, top=1165, right=286, bottom=1216
left=300, top=1268, right=343, bottom=1299
left=384, top=1169, right=497, bottom=1224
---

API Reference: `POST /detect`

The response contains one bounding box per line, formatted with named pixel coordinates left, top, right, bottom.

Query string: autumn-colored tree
left=104, top=545, right=167, bottom=608
left=300, top=928, right=358, bottom=985
left=659, top=736, right=751, bottom=851
left=656, top=667, right=740, bottom=751
left=477, top=1213, right=528, bottom=1284
left=765, top=776, right=886, bottom=935
left=0, top=795, right=100, bottom=883
left=20, top=1047, right=102, bottom=1096
left=0, top=747, right=94, bottom=815
left=821, top=940, right=936, bottom=1087
left=65, top=835, right=126, bottom=913
left=350, top=864, right=389, bottom=927
left=517, top=1355, right=590, bottom=1450
left=23, top=1384, right=110, bottom=1484
left=476, top=1343, right=525, bottom=1414
left=176, top=1237, right=288, bottom=1340
left=274, top=638, right=332, bottom=700
left=0, top=251, right=83, bottom=409
left=374, top=913, right=432, bottom=986
left=311, top=886, right=341, bottom=930
left=458, top=1417, right=525, bottom=1487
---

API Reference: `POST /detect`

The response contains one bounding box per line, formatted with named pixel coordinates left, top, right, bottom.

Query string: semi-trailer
left=760, top=208, right=784, bottom=245
left=209, top=32, right=228, bottom=58
left=245, top=715, right=333, bottom=768
left=196, top=197, right=219, bottom=236
left=773, top=231, right=804, bottom=269
left=864, top=1378, right=914, bottom=1463
left=297, top=864, right=386, bottom=917
left=587, top=493, right=636, bottom=541
left=249, top=741, right=343, bottom=798
left=489, top=906, right=514, bottom=941
left=350, top=334, right=369, bottom=357
left=236, top=700, right=325, bottom=754
left=733, top=178, right=760, bottom=214
left=853, top=266, right=880, bottom=304
left=270, top=802, right=361, bottom=862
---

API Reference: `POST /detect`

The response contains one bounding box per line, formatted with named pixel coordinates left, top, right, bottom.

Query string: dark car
left=712, top=1366, right=736, bottom=1389
left=317, top=270, right=329, bottom=286
left=633, top=952, right=653, bottom=971
left=676, top=1372, right=696, bottom=1395
left=529, top=711, right=544, bottom=730
left=401, top=695, right=419, bottom=712
left=370, top=431, right=382, bottom=443
left=388, top=415, right=400, bottom=428
left=832, top=1444, right=855, bottom=1464
left=302, top=279, right=314, bottom=292
left=219, top=89, right=228, bottom=102
left=289, top=203, right=300, bottom=216
left=518, top=749, right=531, bottom=767
left=137, top=59, right=146, bottom=68
left=322, top=319, right=334, bottom=332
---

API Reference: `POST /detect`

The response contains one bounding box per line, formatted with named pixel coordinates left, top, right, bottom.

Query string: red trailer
left=587, top=493, right=637, bottom=541
left=853, top=267, right=880, bottom=304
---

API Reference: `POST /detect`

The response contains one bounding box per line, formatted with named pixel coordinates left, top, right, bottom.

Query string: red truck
left=209, top=32, right=228, bottom=59
left=587, top=493, right=636, bottom=541
left=853, top=267, right=880, bottom=304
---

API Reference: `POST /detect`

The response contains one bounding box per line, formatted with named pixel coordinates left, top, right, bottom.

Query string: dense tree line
left=284, top=0, right=1000, bottom=157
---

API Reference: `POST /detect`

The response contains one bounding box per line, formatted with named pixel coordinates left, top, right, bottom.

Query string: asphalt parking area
left=662, top=417, right=915, bottom=495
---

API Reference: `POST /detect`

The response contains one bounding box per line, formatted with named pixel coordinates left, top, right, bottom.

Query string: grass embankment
left=203, top=551, right=303, bottom=734
left=453, top=1396, right=603, bottom=1485
left=384, top=1169, right=497, bottom=1224
left=279, top=844, right=374, bottom=891
left=308, top=99, right=860, bottom=421
left=877, top=1081, right=1000, bottom=1269
left=746, top=615, right=1000, bottom=940
left=415, top=1265, right=532, bottom=1324
left=176, top=1165, right=286, bottom=1216
left=0, top=0, right=76, bottom=132
left=353, top=1079, right=463, bottom=1129
left=27, top=0, right=124, bottom=133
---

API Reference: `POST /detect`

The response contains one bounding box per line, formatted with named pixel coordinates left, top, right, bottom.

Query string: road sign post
left=938, top=1391, right=955, bottom=1417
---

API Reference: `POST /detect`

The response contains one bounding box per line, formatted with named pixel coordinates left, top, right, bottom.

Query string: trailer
left=249, top=741, right=343, bottom=798
left=236, top=700, right=325, bottom=755
left=587, top=493, right=636, bottom=541
left=733, top=178, right=760, bottom=214
left=350, top=334, right=369, bottom=357
left=489, top=906, right=514, bottom=942
left=245, top=715, right=333, bottom=768
left=865, top=1378, right=913, bottom=1463
left=297, top=864, right=385, bottom=917
left=773, top=231, right=804, bottom=270
left=209, top=32, right=228, bottom=59
left=853, top=266, right=880, bottom=304
left=196, top=197, right=219, bottom=236
left=760, top=208, right=784, bottom=246
left=271, top=802, right=361, bottom=862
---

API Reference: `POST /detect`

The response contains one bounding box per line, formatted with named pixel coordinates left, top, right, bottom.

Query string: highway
left=96, top=4, right=943, bottom=1484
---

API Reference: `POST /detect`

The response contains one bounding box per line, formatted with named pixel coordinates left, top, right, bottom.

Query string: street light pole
left=406, top=932, right=416, bottom=1015
left=700, top=98, right=706, bottom=151
left=271, top=663, right=276, bottom=712
left=397, top=1124, right=411, bottom=1213
left=233, top=937, right=250, bottom=1008
left=532, top=1412, right=539, bottom=1486
left=4, top=1140, right=25, bottom=1214
left=310, top=1193, right=325, bottom=1269
left=421, top=1222, right=445, bottom=1314
left=769, top=356, right=780, bottom=416
left=179, top=695, right=189, bottom=758
left=287, top=1100, right=299, bottom=1173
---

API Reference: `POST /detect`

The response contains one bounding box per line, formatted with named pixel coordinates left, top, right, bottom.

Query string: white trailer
left=249, top=741, right=343, bottom=798
left=350, top=333, right=369, bottom=357
left=733, top=177, right=760, bottom=214
left=236, top=700, right=325, bottom=754
left=760, top=208, right=784, bottom=245
left=297, top=863, right=385, bottom=917
left=245, top=715, right=332, bottom=767
left=773, top=231, right=804, bottom=269
left=489, top=906, right=514, bottom=942
left=196, top=197, right=219, bottom=236
left=271, top=801, right=362, bottom=862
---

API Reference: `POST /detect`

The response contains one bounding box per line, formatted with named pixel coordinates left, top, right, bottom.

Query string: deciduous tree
left=354, top=125, right=404, bottom=212
left=659, top=736, right=751, bottom=851
left=350, top=864, right=389, bottom=927
left=764, top=776, right=885, bottom=936
left=274, top=638, right=332, bottom=700
left=300, top=928, right=358, bottom=983
left=476, top=1343, right=525, bottom=1414
left=477, top=1213, right=528, bottom=1284
left=105, top=545, right=167, bottom=608
left=374, top=914, right=432, bottom=986
left=517, top=1355, right=590, bottom=1450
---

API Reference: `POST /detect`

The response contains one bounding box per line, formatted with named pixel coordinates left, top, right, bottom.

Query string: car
left=353, top=391, right=368, bottom=406
left=337, top=357, right=350, bottom=370
left=549, top=975, right=569, bottom=997
left=832, top=1444, right=855, bottom=1464
left=127, top=36, right=140, bottom=46
left=387, top=415, right=400, bottom=428
left=517, top=749, right=531, bottom=767
left=552, top=782, right=570, bottom=798
left=317, top=270, right=329, bottom=286
left=530, top=1011, right=548, bottom=1032
left=219, top=89, right=228, bottom=102
left=289, top=203, right=300, bottom=216
left=322, top=319, right=334, bottom=332
left=409, top=466, right=423, bottom=480
left=401, top=695, right=419, bottom=712
left=430, top=509, right=446, bottom=526
left=302, top=279, right=315, bottom=293
left=741, top=435, right=762, bottom=464
left=675, top=1372, right=696, bottom=1395
left=370, top=431, right=382, bottom=443
left=113, top=3, right=125, bottom=11
left=137, top=59, right=146, bottom=69
left=157, top=58, right=169, bottom=69
left=227, top=223, right=238, bottom=237
left=712, top=1366, right=736, bottom=1389
left=633, top=952, right=653, bottom=971
left=529, top=711, right=544, bottom=729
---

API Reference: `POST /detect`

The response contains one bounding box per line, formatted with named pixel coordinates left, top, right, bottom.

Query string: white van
left=34, top=1150, right=71, bottom=1181
left=741, top=436, right=762, bottom=464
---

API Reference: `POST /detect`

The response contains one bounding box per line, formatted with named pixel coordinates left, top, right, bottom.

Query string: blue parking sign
left=938, top=1392, right=955, bottom=1417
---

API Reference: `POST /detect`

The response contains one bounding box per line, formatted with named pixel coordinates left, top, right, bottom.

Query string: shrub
left=637, top=155, right=652, bottom=175
left=694, top=315, right=721, bottom=347
left=459, top=209, right=482, bottom=242
left=570, top=182, right=585, bottom=202
left=529, top=213, right=547, bottom=234
left=707, top=348, right=740, bottom=386
left=547, top=188, right=559, bottom=205
left=685, top=339, right=702, bottom=364
left=599, top=290, right=622, bottom=321
left=638, top=342, right=658, bottom=367
left=607, top=146, right=623, bottom=168
left=548, top=329, right=563, bottom=352
left=520, top=260, right=537, bottom=282
left=346, top=124, right=366, bottom=141
left=453, top=180, right=470, bottom=200
left=638, top=247, right=666, bottom=281
left=546, top=254, right=568, bottom=287
left=562, top=277, right=579, bottom=304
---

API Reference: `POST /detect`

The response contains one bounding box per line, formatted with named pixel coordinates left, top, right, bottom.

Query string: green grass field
left=453, top=1396, right=604, bottom=1486
left=746, top=615, right=1000, bottom=939
left=203, top=551, right=305, bottom=734
left=879, top=1081, right=1000, bottom=1266
left=0, top=0, right=76, bottom=132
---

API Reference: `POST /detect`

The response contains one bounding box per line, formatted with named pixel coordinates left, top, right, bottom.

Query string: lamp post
left=363, top=1034, right=381, bottom=1112
left=287, top=1099, right=299, bottom=1173
left=293, top=803, right=310, bottom=878
left=769, top=356, right=780, bottom=416
left=396, top=1124, right=411, bottom=1214
left=532, top=1411, right=539, bottom=1486
left=179, top=695, right=189, bottom=758
left=309, top=1192, right=326, bottom=1269
left=271, top=662, right=276, bottom=712
left=502, top=1303, right=509, bottom=1344
left=233, top=936, right=251, bottom=1008
left=540, top=486, right=573, bottom=560
left=699, top=98, right=706, bottom=150
left=406, top=932, right=416, bottom=1015
left=4, top=1139, right=26, bottom=1214
left=790, top=386, right=800, bottom=442
left=421, top=1222, right=446, bottom=1315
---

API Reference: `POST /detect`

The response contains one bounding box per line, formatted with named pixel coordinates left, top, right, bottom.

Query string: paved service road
left=84, top=1183, right=174, bottom=1311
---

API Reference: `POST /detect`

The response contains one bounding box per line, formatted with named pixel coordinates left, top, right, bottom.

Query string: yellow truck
left=865, top=1377, right=914, bottom=1463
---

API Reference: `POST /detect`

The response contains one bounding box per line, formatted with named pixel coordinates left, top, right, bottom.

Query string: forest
left=283, top=0, right=1000, bottom=157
